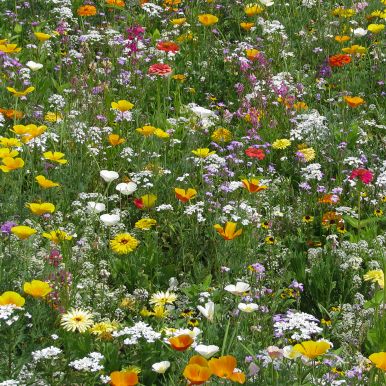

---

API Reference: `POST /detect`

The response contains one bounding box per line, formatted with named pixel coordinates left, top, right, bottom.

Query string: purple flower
left=1, top=221, right=16, bottom=235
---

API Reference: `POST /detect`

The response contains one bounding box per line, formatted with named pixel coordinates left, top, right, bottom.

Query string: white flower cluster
left=113, top=322, right=161, bottom=345
left=301, top=163, right=324, bottom=181
left=274, top=310, right=322, bottom=341
left=32, top=346, right=62, bottom=363
left=184, top=201, right=206, bottom=223
left=290, top=110, right=329, bottom=142
left=69, top=352, right=104, bottom=372
left=0, top=305, right=23, bottom=326
left=141, top=3, right=164, bottom=18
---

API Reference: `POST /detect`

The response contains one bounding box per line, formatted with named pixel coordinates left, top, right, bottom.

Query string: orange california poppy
left=328, top=54, right=351, bottom=67
left=213, top=222, right=243, bottom=241
left=183, top=356, right=212, bottom=385
left=208, top=356, right=246, bottom=383
left=169, top=334, right=194, bottom=351
left=241, top=178, right=268, bottom=193
left=109, top=371, right=139, bottom=386
left=77, top=5, right=97, bottom=16
left=174, top=188, right=197, bottom=203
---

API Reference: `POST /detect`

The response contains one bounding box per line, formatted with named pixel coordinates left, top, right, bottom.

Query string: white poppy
left=152, top=361, right=170, bottom=374
left=26, top=60, right=43, bottom=71
left=238, top=303, right=259, bottom=313
left=259, top=0, right=274, bottom=6
left=100, top=170, right=119, bottom=182
left=87, top=201, right=106, bottom=213
left=116, top=182, right=137, bottom=195
left=195, top=344, right=219, bottom=358
left=100, top=213, right=120, bottom=226
left=224, top=282, right=251, bottom=296
left=197, top=301, right=215, bottom=322
left=352, top=28, right=367, bottom=37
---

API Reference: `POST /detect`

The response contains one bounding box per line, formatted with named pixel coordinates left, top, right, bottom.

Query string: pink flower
left=148, top=63, right=172, bottom=76
left=349, top=168, right=373, bottom=184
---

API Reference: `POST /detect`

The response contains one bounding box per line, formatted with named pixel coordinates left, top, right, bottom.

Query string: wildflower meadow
left=1, top=0, right=386, bottom=385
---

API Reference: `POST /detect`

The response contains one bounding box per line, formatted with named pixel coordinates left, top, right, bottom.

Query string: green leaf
left=14, top=24, right=22, bottom=34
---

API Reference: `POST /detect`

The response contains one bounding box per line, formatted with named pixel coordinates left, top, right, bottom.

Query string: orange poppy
left=208, top=356, right=245, bottom=384
left=77, top=5, right=97, bottom=16
left=174, top=188, right=197, bottom=203
left=183, top=356, right=212, bottom=385
left=241, top=179, right=268, bottom=193
left=343, top=96, right=365, bottom=108
left=0, top=108, right=23, bottom=120
left=110, top=371, right=139, bottom=386
left=108, top=134, right=125, bottom=146
left=156, top=41, right=180, bottom=53
left=328, top=54, right=351, bottom=67
left=169, top=334, right=194, bottom=351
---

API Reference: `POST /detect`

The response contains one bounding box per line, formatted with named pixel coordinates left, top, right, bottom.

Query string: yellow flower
left=293, top=340, right=331, bottom=359
left=89, top=320, right=120, bottom=338
left=265, top=235, right=275, bottom=244
left=43, top=151, right=67, bottom=164
left=108, top=133, right=125, bottom=146
left=246, top=48, right=260, bottom=60
left=154, top=128, right=170, bottom=138
left=369, top=352, right=386, bottom=371
left=214, top=222, right=243, bottom=240
left=374, top=209, right=383, bottom=217
left=302, top=215, right=314, bottom=223
left=211, top=128, right=232, bottom=143
left=241, top=179, right=268, bottom=193
left=0, top=148, right=18, bottom=158
left=0, top=43, right=22, bottom=53
left=149, top=290, right=177, bottom=306
left=343, top=96, right=365, bottom=108
left=34, top=32, right=51, bottom=42
left=334, top=35, right=350, bottom=43
left=135, top=218, right=157, bottom=230
left=26, top=202, right=55, bottom=216
left=12, top=124, right=47, bottom=142
left=111, top=100, right=134, bottom=112
left=367, top=24, right=385, bottom=34
left=171, top=18, right=186, bottom=26
left=61, top=308, right=94, bottom=333
left=240, top=22, right=255, bottom=31
left=244, top=4, right=264, bottom=17
left=198, top=14, right=219, bottom=26
left=0, top=157, right=24, bottom=172
left=136, top=125, right=156, bottom=136
left=0, top=291, right=25, bottom=307
left=35, top=175, right=60, bottom=189
left=363, top=270, right=384, bottom=288
left=44, top=112, right=63, bottom=122
left=110, top=233, right=139, bottom=254
left=0, top=137, right=22, bottom=147
left=6, top=86, right=35, bottom=97
left=23, top=280, right=52, bottom=298
left=136, top=194, right=157, bottom=209
left=298, top=147, right=315, bottom=162
left=175, top=188, right=197, bottom=202
left=342, top=45, right=367, bottom=55
left=332, top=7, right=355, bottom=18
left=293, top=102, right=308, bottom=111
left=42, top=230, right=73, bottom=244
left=191, top=148, right=216, bottom=158
left=272, top=139, right=291, bottom=149
left=152, top=305, right=169, bottom=319
left=11, top=225, right=36, bottom=240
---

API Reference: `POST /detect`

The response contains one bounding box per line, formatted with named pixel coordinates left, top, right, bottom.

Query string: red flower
left=156, top=41, right=180, bottom=53
left=349, top=168, right=373, bottom=184
left=148, top=63, right=172, bottom=76
left=328, top=54, right=351, bottom=67
left=133, top=198, right=144, bottom=209
left=245, top=147, right=265, bottom=160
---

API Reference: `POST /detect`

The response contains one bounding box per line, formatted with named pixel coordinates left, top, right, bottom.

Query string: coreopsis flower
left=61, top=308, right=94, bottom=333
left=272, top=139, right=291, bottom=149
left=156, top=41, right=180, bottom=53
left=150, top=290, right=177, bottom=306
left=11, top=225, right=37, bottom=239
left=77, top=5, right=97, bottom=16
left=321, top=211, right=344, bottom=228
left=240, top=22, right=255, bottom=30
left=135, top=218, right=157, bottom=230
left=328, top=54, right=351, bottom=67
left=175, top=188, right=197, bottom=202
left=0, top=43, right=21, bottom=53
left=23, top=280, right=52, bottom=298
left=42, top=230, right=73, bottom=244
left=369, top=352, right=386, bottom=371
left=292, top=340, right=331, bottom=360
left=244, top=4, right=263, bottom=16
left=110, top=233, right=139, bottom=254
left=224, top=282, right=250, bottom=295
left=35, top=175, right=60, bottom=189
left=343, top=96, right=365, bottom=108
left=241, top=179, right=267, bottom=193
left=349, top=168, right=373, bottom=184
left=148, top=63, right=172, bottom=76
left=211, top=128, right=232, bottom=143
left=43, top=151, right=67, bottom=164
left=34, top=32, right=51, bottom=42
left=0, top=291, right=25, bottom=307
left=110, top=370, right=139, bottom=386
left=208, top=355, right=246, bottom=383
left=245, top=147, right=265, bottom=159
left=302, top=215, right=314, bottom=223
left=363, top=270, right=384, bottom=288
left=152, top=361, right=171, bottom=374
left=214, top=222, right=242, bottom=240
left=191, top=148, right=216, bottom=158
left=108, top=134, right=125, bottom=146
left=169, top=334, right=194, bottom=351
left=26, top=202, right=55, bottom=216
left=342, top=45, right=367, bottom=55
left=6, top=86, right=35, bottom=97
left=374, top=209, right=383, bottom=217
left=368, top=24, right=385, bottom=34
left=134, top=194, right=157, bottom=209
left=198, top=14, right=219, bottom=26
left=111, top=100, right=134, bottom=112
left=183, top=356, right=212, bottom=384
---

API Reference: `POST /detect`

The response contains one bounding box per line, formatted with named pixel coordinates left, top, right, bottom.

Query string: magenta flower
left=349, top=168, right=373, bottom=184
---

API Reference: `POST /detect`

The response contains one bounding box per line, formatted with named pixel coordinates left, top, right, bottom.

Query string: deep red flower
left=349, top=168, right=373, bottom=184
left=133, top=198, right=144, bottom=209
left=245, top=147, right=265, bottom=160
left=156, top=41, right=180, bottom=53
left=148, top=63, right=172, bottom=76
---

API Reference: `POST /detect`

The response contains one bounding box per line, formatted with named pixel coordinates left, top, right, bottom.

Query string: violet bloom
left=1, top=221, right=16, bottom=235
